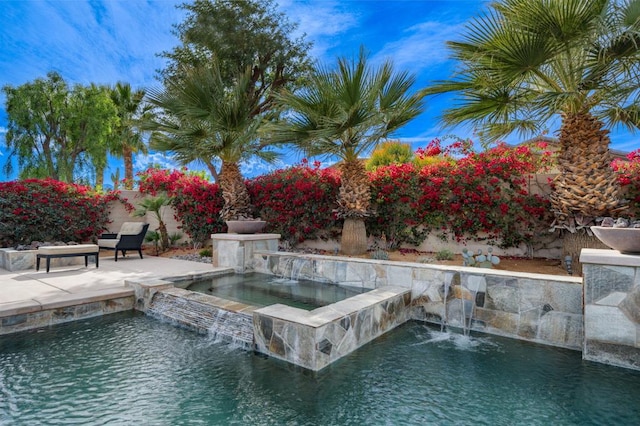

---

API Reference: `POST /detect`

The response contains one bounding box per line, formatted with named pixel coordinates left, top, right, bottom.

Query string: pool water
left=2, top=312, right=640, bottom=425
left=185, top=273, right=369, bottom=310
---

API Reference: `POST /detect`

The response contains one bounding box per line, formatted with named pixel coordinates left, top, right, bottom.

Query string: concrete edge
left=0, top=288, right=136, bottom=317
left=254, top=286, right=410, bottom=327
left=0, top=300, right=43, bottom=317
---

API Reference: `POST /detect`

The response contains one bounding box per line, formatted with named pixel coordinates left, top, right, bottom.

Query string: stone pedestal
left=581, top=249, right=640, bottom=370
left=0, top=248, right=90, bottom=271
left=211, top=233, right=280, bottom=273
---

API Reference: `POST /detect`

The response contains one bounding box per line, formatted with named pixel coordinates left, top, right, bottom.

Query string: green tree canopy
left=425, top=0, right=640, bottom=141
left=160, top=0, right=312, bottom=117
left=109, top=82, right=150, bottom=190
left=366, top=140, right=414, bottom=170
left=3, top=72, right=119, bottom=184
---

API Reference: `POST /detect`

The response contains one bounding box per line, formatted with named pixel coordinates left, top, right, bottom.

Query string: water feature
left=146, top=287, right=254, bottom=349
left=184, top=272, right=368, bottom=311
left=2, top=313, right=639, bottom=425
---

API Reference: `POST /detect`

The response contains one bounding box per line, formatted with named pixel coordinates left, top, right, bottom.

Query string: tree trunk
left=341, top=218, right=368, bottom=255
left=205, top=160, right=219, bottom=183
left=123, top=145, right=134, bottom=190
left=158, top=220, right=169, bottom=252
left=550, top=111, right=627, bottom=229
left=95, top=166, right=104, bottom=189
left=336, top=160, right=371, bottom=255
left=551, top=112, right=628, bottom=276
left=218, top=161, right=254, bottom=221
left=337, top=160, right=371, bottom=217
left=562, top=230, right=609, bottom=276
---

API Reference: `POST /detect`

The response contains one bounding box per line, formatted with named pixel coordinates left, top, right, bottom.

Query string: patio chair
left=97, top=222, right=150, bottom=261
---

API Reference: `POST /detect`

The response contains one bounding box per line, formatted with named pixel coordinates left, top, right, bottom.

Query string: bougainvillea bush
left=248, top=160, right=342, bottom=246
left=422, top=141, right=553, bottom=248
left=0, top=179, right=124, bottom=247
left=368, top=162, right=429, bottom=250
left=369, top=140, right=553, bottom=249
left=613, top=149, right=640, bottom=217
left=137, top=168, right=225, bottom=246
left=134, top=140, right=558, bottom=251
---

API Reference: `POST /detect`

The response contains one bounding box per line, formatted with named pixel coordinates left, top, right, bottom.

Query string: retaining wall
left=252, top=251, right=584, bottom=350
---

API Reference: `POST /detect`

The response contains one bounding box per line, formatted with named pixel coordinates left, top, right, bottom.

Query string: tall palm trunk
left=95, top=166, right=104, bottom=189
left=158, top=220, right=169, bottom=252
left=338, top=160, right=371, bottom=255
left=218, top=161, right=254, bottom=221
left=123, top=145, right=134, bottom=190
left=551, top=111, right=628, bottom=274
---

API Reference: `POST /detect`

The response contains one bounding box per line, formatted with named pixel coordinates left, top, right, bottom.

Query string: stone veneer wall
left=0, top=289, right=134, bottom=335
left=252, top=251, right=584, bottom=350
left=0, top=248, right=90, bottom=272
left=253, top=287, right=411, bottom=371
left=581, top=249, right=640, bottom=371
left=211, top=234, right=280, bottom=273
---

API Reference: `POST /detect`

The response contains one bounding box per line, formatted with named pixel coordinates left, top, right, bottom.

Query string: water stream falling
left=147, top=289, right=254, bottom=350
left=440, top=271, right=478, bottom=337
left=440, top=276, right=450, bottom=333
left=278, top=257, right=314, bottom=281
left=461, top=287, right=479, bottom=337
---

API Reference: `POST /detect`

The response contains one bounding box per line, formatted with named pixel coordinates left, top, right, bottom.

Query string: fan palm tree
left=423, top=0, right=640, bottom=267
left=133, top=193, right=172, bottom=252
left=270, top=48, right=425, bottom=255
left=110, top=82, right=149, bottom=189
left=144, top=62, right=277, bottom=221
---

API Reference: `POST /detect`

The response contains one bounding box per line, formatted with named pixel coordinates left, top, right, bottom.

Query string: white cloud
left=278, top=0, right=360, bottom=60
left=133, top=152, right=180, bottom=173
left=372, top=20, right=465, bottom=73
left=0, top=0, right=182, bottom=88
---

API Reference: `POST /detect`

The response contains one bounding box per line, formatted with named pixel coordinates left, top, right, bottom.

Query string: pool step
left=147, top=290, right=254, bottom=349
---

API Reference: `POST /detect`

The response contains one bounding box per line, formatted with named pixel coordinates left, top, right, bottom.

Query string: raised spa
left=183, top=272, right=369, bottom=310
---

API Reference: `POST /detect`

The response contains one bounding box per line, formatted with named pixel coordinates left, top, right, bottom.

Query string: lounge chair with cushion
left=97, top=222, right=149, bottom=261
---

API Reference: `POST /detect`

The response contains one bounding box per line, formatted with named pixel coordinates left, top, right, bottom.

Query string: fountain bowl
left=591, top=226, right=640, bottom=254
left=225, top=220, right=266, bottom=234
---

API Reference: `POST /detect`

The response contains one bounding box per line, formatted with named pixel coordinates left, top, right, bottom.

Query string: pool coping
left=0, top=288, right=135, bottom=318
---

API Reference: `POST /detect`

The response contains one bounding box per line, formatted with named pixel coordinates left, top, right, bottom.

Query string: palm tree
left=144, top=62, right=277, bottom=221
left=270, top=48, right=425, bottom=255
left=423, top=0, right=640, bottom=268
left=133, top=194, right=172, bottom=252
left=110, top=82, right=149, bottom=190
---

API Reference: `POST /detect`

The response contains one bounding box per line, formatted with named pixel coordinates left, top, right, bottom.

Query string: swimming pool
left=2, top=312, right=639, bottom=425
left=183, top=272, right=369, bottom=310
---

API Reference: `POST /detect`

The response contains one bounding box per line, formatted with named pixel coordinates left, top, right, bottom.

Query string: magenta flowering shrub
left=0, top=178, right=126, bottom=247
left=369, top=141, right=553, bottom=249
left=134, top=141, right=558, bottom=250
left=248, top=160, right=342, bottom=246
left=137, top=168, right=225, bottom=245
left=613, top=149, right=640, bottom=216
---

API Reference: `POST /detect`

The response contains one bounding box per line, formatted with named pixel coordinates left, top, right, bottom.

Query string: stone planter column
left=580, top=248, right=640, bottom=371
left=211, top=233, right=280, bottom=273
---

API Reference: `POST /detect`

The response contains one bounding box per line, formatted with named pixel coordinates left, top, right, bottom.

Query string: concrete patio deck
left=0, top=256, right=231, bottom=334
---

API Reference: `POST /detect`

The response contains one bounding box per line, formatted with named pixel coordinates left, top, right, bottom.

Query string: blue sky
left=1, top=0, right=638, bottom=185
